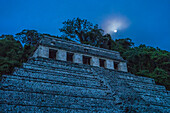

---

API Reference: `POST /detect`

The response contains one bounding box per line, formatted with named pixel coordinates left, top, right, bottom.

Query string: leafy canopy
left=0, top=35, right=34, bottom=76
left=15, top=29, right=43, bottom=46
left=60, top=18, right=103, bottom=44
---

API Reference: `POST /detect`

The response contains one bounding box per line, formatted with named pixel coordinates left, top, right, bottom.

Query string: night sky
left=0, top=0, right=170, bottom=50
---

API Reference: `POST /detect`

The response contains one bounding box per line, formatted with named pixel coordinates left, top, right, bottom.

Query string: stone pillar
left=118, top=62, right=128, bottom=72
left=36, top=45, right=49, bottom=58
left=73, top=53, right=83, bottom=64
left=91, top=57, right=99, bottom=67
left=106, top=59, right=114, bottom=69
left=56, top=50, right=66, bottom=61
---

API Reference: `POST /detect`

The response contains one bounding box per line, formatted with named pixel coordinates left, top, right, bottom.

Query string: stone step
left=129, top=104, right=170, bottom=113
left=116, top=72, right=155, bottom=84
left=139, top=93, right=170, bottom=107
left=92, top=66, right=155, bottom=84
left=102, top=77, right=166, bottom=96
left=138, top=91, right=170, bottom=100
left=23, top=63, right=93, bottom=76
left=26, top=58, right=93, bottom=74
left=14, top=67, right=97, bottom=81
left=110, top=81, right=168, bottom=98
left=0, top=90, right=117, bottom=110
left=126, top=80, right=166, bottom=92
left=1, top=77, right=113, bottom=99
left=132, top=86, right=167, bottom=96
left=28, top=57, right=91, bottom=73
left=100, top=71, right=167, bottom=96
left=92, top=67, right=156, bottom=84
left=1, top=104, right=121, bottom=113
left=141, top=94, right=169, bottom=106
left=147, top=104, right=170, bottom=113
left=3, top=74, right=107, bottom=90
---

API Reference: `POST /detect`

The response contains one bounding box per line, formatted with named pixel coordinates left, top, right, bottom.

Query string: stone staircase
left=0, top=57, right=170, bottom=113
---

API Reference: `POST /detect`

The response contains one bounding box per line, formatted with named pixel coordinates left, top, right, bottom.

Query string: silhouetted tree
left=0, top=35, right=34, bottom=76
left=60, top=18, right=103, bottom=44
left=0, top=35, right=23, bottom=75
left=15, top=29, right=43, bottom=46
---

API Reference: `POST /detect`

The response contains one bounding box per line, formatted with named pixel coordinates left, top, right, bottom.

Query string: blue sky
left=0, top=0, right=170, bottom=50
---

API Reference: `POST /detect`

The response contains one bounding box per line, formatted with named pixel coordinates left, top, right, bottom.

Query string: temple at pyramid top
left=32, top=35, right=128, bottom=72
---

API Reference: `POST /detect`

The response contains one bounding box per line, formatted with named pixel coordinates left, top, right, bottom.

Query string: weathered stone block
left=118, top=62, right=128, bottom=72
left=56, top=49, right=67, bottom=61
left=91, top=57, right=99, bottom=67
left=106, top=59, right=114, bottom=69
left=73, top=53, right=83, bottom=64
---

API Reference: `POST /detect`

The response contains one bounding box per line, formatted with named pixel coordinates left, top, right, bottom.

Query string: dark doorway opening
left=83, top=56, right=91, bottom=65
left=49, top=49, right=57, bottom=59
left=99, top=59, right=106, bottom=68
left=114, top=62, right=119, bottom=70
left=67, top=52, right=74, bottom=62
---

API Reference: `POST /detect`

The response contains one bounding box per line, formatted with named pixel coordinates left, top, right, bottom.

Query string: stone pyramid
left=0, top=57, right=169, bottom=112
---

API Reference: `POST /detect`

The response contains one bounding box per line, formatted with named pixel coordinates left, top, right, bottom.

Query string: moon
left=101, top=15, right=130, bottom=34
left=114, top=29, right=117, bottom=33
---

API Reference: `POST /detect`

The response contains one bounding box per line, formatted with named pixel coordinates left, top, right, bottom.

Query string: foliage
left=60, top=18, right=94, bottom=43
left=0, top=35, right=34, bottom=77
left=59, top=18, right=107, bottom=46
left=112, top=38, right=134, bottom=54
left=15, top=29, right=43, bottom=46
left=122, top=45, right=170, bottom=90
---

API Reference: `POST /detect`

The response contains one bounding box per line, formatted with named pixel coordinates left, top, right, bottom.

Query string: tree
left=0, top=35, right=23, bottom=75
left=15, top=29, right=43, bottom=46
left=121, top=44, right=170, bottom=90
left=101, top=34, right=115, bottom=50
left=0, top=35, right=35, bottom=77
left=60, top=18, right=100, bottom=43
left=59, top=18, right=113, bottom=49
left=112, top=38, right=134, bottom=54
left=84, top=24, right=104, bottom=46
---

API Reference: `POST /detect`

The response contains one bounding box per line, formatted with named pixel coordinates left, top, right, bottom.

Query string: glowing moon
left=114, top=29, right=117, bottom=33
left=101, top=15, right=130, bottom=34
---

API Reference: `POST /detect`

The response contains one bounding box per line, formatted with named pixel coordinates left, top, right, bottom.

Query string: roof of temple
left=38, top=35, right=126, bottom=62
